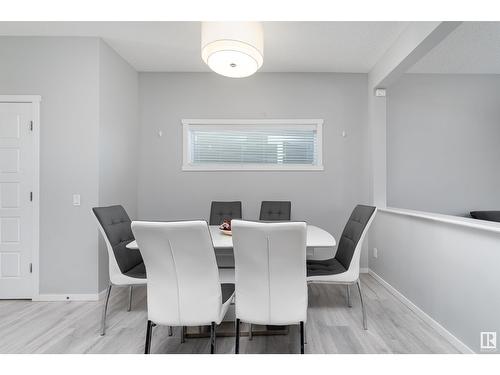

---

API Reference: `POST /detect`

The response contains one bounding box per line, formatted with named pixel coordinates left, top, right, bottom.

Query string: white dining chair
left=232, top=220, right=307, bottom=354
left=93, top=205, right=147, bottom=336
left=131, top=220, right=235, bottom=354
left=306, top=205, right=377, bottom=330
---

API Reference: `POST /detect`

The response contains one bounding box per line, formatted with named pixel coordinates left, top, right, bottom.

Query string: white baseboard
left=33, top=288, right=111, bottom=302
left=33, top=293, right=100, bottom=302
left=97, top=288, right=108, bottom=300
left=368, top=269, right=474, bottom=354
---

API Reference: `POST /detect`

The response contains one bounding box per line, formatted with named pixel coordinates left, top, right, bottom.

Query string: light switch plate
left=373, top=247, right=378, bottom=258
left=72, top=194, right=81, bottom=206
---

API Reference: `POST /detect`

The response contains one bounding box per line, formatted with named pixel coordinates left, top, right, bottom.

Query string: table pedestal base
left=185, top=323, right=289, bottom=338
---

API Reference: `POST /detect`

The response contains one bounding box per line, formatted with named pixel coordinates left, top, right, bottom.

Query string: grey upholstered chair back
left=335, top=205, right=376, bottom=270
left=209, top=201, right=242, bottom=225
left=259, top=201, right=291, bottom=221
left=93, top=205, right=144, bottom=274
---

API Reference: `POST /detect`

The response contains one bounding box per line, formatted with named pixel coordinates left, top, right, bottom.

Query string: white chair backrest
left=94, top=217, right=123, bottom=284
left=232, top=220, right=307, bottom=325
left=131, top=220, right=222, bottom=326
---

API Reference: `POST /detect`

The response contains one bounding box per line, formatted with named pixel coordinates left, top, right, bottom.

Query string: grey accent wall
left=0, top=37, right=140, bottom=295
left=0, top=37, right=100, bottom=294
left=387, top=74, right=500, bottom=216
left=138, top=73, right=370, bottom=265
left=97, top=41, right=139, bottom=291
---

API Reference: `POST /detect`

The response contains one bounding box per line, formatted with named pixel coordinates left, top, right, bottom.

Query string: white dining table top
left=126, top=224, right=335, bottom=250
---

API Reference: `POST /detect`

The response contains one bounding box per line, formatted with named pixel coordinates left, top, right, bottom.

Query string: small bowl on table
left=219, top=219, right=232, bottom=236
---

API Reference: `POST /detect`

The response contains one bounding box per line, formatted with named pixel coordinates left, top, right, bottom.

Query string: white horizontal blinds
left=190, top=126, right=318, bottom=166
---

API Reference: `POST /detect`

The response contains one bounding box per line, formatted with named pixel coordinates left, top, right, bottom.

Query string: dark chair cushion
left=124, top=261, right=146, bottom=279
left=307, top=258, right=347, bottom=277
left=470, top=211, right=500, bottom=223
left=93, top=205, right=144, bottom=275
left=221, top=283, right=235, bottom=303
left=209, top=201, right=242, bottom=225
left=259, top=201, right=291, bottom=221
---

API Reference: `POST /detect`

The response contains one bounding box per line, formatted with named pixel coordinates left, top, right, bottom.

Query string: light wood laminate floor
left=0, top=274, right=459, bottom=354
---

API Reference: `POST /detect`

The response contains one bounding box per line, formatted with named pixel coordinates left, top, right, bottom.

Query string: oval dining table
left=127, top=224, right=336, bottom=284
left=126, top=224, right=336, bottom=250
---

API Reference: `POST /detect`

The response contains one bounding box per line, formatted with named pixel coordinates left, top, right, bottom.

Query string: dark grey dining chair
left=93, top=205, right=148, bottom=335
left=209, top=201, right=242, bottom=225
left=259, top=201, right=291, bottom=221
left=306, top=204, right=377, bottom=330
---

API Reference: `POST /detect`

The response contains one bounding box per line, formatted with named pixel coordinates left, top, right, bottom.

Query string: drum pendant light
left=201, top=22, right=264, bottom=78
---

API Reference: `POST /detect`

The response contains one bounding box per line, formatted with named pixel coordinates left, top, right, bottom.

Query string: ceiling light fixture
left=201, top=22, right=264, bottom=78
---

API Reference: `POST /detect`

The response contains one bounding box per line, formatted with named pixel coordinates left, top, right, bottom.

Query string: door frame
left=0, top=95, right=41, bottom=299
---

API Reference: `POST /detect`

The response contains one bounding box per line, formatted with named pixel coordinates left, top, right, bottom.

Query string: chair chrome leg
left=168, top=326, right=173, bottom=336
left=248, top=323, right=253, bottom=340
left=210, top=322, right=216, bottom=354
left=145, top=320, right=153, bottom=354
left=100, top=284, right=112, bottom=336
left=127, top=286, right=133, bottom=312
left=304, top=322, right=307, bottom=344
left=181, top=326, right=186, bottom=343
left=299, top=321, right=305, bottom=354
left=346, top=284, right=352, bottom=308
left=235, top=318, right=240, bottom=354
left=356, top=280, right=368, bottom=330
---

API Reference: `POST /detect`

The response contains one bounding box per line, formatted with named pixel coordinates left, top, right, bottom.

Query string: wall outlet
left=373, top=247, right=378, bottom=258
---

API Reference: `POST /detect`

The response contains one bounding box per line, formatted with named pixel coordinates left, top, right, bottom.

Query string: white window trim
left=182, top=119, right=324, bottom=171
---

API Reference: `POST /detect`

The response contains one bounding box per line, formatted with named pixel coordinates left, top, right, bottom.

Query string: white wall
left=370, top=208, right=500, bottom=352
left=387, top=74, right=500, bottom=216
left=138, top=72, right=371, bottom=264
left=97, top=40, right=139, bottom=291
left=0, top=37, right=100, bottom=294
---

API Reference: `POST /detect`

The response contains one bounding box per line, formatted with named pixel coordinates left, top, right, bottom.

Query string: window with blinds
left=182, top=119, right=323, bottom=171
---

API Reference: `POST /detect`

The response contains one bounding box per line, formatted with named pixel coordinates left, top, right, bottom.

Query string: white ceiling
left=0, top=21, right=409, bottom=73
left=409, top=22, right=500, bottom=74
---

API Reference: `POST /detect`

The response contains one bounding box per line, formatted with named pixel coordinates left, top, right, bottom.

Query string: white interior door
left=0, top=102, right=35, bottom=299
